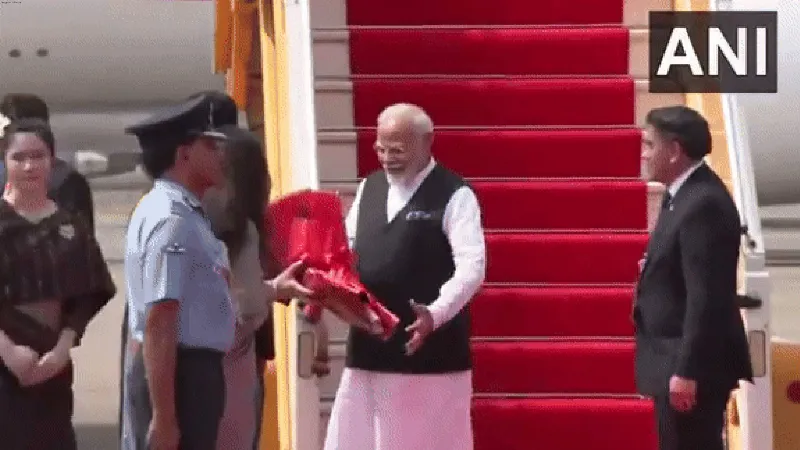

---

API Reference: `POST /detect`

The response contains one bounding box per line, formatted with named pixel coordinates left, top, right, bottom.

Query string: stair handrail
left=711, top=4, right=774, bottom=450
left=718, top=91, right=775, bottom=450
left=712, top=0, right=765, bottom=264
left=720, top=92, right=765, bottom=263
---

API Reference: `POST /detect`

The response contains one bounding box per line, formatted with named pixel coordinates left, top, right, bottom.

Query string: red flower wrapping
left=267, top=190, right=399, bottom=340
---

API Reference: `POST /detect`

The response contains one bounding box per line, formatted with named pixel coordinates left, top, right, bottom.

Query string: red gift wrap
left=267, top=190, right=399, bottom=341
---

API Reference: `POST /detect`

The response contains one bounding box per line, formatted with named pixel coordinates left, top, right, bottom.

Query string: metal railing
left=713, top=0, right=766, bottom=261
left=713, top=3, right=774, bottom=449
left=721, top=92, right=766, bottom=261
left=718, top=89, right=774, bottom=450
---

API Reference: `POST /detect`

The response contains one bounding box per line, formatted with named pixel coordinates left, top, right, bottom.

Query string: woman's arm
left=0, top=328, right=40, bottom=384
left=61, top=218, right=117, bottom=345
left=62, top=292, right=113, bottom=346
left=231, top=221, right=272, bottom=335
left=0, top=329, right=17, bottom=357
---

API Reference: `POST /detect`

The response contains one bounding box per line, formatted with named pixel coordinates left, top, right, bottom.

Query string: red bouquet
left=267, top=190, right=399, bottom=341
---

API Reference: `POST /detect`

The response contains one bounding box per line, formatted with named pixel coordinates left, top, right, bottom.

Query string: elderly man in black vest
left=323, top=103, right=486, bottom=450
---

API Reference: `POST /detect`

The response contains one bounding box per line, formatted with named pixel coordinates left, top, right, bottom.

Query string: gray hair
left=376, top=103, right=434, bottom=136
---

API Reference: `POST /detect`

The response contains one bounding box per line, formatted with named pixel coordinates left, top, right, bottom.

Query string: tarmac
left=74, top=184, right=139, bottom=449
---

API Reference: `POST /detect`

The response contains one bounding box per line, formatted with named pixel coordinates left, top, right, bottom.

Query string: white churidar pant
left=323, top=368, right=473, bottom=450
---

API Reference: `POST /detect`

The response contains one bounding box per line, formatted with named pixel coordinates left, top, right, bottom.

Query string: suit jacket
left=634, top=164, right=753, bottom=397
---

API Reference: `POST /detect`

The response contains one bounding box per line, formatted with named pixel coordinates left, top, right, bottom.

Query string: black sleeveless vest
left=346, top=165, right=473, bottom=373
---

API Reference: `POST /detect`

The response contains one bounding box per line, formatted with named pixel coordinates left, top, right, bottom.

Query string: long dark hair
left=217, top=125, right=270, bottom=263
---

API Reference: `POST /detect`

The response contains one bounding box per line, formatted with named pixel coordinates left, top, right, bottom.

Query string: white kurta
left=323, top=159, right=486, bottom=450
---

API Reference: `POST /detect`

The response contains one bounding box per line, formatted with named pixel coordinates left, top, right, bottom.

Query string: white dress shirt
left=345, top=159, right=487, bottom=330
left=668, top=160, right=704, bottom=198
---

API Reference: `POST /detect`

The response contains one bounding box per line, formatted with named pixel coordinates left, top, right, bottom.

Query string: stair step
left=473, top=180, right=647, bottom=230
left=347, top=74, right=633, bottom=80
left=485, top=233, right=647, bottom=284
left=340, top=0, right=657, bottom=447
left=339, top=24, right=634, bottom=31
left=473, top=397, right=657, bottom=450
left=351, top=77, right=634, bottom=128
left=485, top=230, right=647, bottom=236
left=472, top=340, right=636, bottom=394
left=346, top=0, right=624, bottom=26
left=471, top=286, right=635, bottom=337
left=349, top=27, right=629, bottom=76
left=473, top=393, right=643, bottom=399
left=354, top=128, right=641, bottom=178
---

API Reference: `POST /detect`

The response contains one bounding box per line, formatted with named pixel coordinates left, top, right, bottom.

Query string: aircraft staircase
left=311, top=0, right=684, bottom=448
left=215, top=0, right=778, bottom=447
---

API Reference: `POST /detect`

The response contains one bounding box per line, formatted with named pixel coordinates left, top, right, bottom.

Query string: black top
left=634, top=164, right=753, bottom=396
left=0, top=201, right=116, bottom=350
left=347, top=165, right=473, bottom=374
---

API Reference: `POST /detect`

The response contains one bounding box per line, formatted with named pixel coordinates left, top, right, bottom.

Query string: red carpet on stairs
left=343, top=0, right=658, bottom=448
left=472, top=340, right=637, bottom=394
left=349, top=28, right=630, bottom=76
left=471, top=287, right=636, bottom=337
left=346, top=0, right=624, bottom=26
left=472, top=398, right=655, bottom=450
left=472, top=181, right=648, bottom=230
left=352, top=78, right=635, bottom=126
left=485, top=233, right=647, bottom=284
left=356, top=129, right=644, bottom=178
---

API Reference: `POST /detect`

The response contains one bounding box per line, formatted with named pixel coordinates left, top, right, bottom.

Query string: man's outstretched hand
left=405, top=300, right=433, bottom=356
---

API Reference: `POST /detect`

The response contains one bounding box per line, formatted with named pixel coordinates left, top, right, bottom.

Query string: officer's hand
left=405, top=300, right=434, bottom=356
left=147, top=414, right=180, bottom=450
left=272, top=260, right=314, bottom=300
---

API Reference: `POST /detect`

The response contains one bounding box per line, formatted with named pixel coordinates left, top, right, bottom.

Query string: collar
left=386, top=158, right=436, bottom=190
left=0, top=113, right=9, bottom=138
left=154, top=177, right=203, bottom=209
left=668, top=160, right=704, bottom=198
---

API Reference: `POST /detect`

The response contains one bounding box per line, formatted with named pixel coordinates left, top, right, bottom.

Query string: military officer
left=121, top=92, right=239, bottom=450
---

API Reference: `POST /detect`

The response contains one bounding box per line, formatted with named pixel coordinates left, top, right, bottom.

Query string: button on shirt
left=125, top=179, right=235, bottom=352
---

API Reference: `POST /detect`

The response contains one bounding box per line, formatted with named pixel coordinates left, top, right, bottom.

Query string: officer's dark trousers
left=123, top=345, right=225, bottom=450
left=0, top=362, right=76, bottom=450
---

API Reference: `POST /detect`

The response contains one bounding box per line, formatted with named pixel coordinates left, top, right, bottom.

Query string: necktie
left=661, top=192, right=673, bottom=210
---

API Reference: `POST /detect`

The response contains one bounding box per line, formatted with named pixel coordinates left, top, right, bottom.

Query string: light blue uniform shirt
left=124, top=178, right=235, bottom=352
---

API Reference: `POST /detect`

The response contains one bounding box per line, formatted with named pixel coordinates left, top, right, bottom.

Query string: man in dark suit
left=635, top=105, right=753, bottom=450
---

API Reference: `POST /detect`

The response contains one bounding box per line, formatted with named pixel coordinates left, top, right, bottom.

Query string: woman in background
left=0, top=94, right=95, bottom=232
left=0, top=119, right=116, bottom=449
left=203, top=125, right=310, bottom=450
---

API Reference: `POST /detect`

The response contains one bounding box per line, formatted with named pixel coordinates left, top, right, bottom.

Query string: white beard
left=385, top=171, right=415, bottom=187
